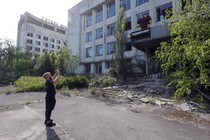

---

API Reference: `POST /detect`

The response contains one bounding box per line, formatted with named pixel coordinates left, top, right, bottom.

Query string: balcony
left=130, top=23, right=170, bottom=52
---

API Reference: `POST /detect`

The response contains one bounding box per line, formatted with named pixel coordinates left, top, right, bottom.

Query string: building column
left=150, top=0, right=156, bottom=27
left=91, top=63, right=95, bottom=74
left=103, top=4, right=107, bottom=60
left=115, top=0, right=120, bottom=14
left=102, top=61, right=106, bottom=73
left=92, top=9, right=96, bottom=59
left=81, top=14, right=85, bottom=61
left=145, top=48, right=149, bottom=75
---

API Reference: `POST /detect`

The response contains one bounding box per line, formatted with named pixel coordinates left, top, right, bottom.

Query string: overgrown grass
left=15, top=75, right=89, bottom=92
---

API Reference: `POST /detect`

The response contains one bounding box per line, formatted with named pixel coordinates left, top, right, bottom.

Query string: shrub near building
left=15, top=76, right=89, bottom=92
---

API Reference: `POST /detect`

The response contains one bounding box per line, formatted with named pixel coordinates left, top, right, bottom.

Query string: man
left=42, top=69, right=60, bottom=127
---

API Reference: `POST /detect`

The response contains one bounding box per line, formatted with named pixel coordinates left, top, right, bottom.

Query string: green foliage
left=0, top=39, right=34, bottom=84
left=89, top=69, right=117, bottom=88
left=57, top=86, right=70, bottom=96
left=34, top=52, right=55, bottom=76
left=15, top=76, right=44, bottom=92
left=114, top=7, right=128, bottom=81
left=55, top=47, right=80, bottom=75
left=15, top=75, right=89, bottom=92
left=156, top=0, right=210, bottom=99
left=34, top=47, right=80, bottom=76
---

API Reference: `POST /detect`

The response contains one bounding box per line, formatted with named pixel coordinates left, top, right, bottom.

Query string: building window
left=107, top=23, right=115, bottom=36
left=36, top=41, right=41, bottom=46
left=107, top=42, right=116, bottom=54
left=120, top=0, right=131, bottom=11
left=86, top=32, right=92, bottom=42
left=96, top=27, right=103, bottom=39
left=35, top=47, right=40, bottom=52
left=51, top=44, right=54, bottom=48
left=43, top=36, right=48, bottom=41
left=86, top=12, right=92, bottom=27
left=26, top=46, right=32, bottom=51
left=136, top=0, right=149, bottom=6
left=125, top=17, right=131, bottom=30
left=136, top=11, right=150, bottom=24
left=107, top=1, right=115, bottom=18
left=105, top=61, right=111, bottom=69
left=86, top=47, right=92, bottom=58
left=36, top=34, right=41, bottom=39
left=95, top=62, right=102, bottom=74
left=156, top=2, right=173, bottom=22
left=27, top=39, right=33, bottom=44
left=44, top=43, right=48, bottom=47
left=34, top=54, right=40, bottom=58
left=64, top=42, right=67, bottom=46
left=95, top=44, right=103, bottom=56
left=50, top=50, right=54, bottom=53
left=57, top=40, right=61, bottom=44
left=50, top=38, right=55, bottom=43
left=85, top=63, right=91, bottom=73
left=57, top=46, right=60, bottom=50
left=43, top=49, right=48, bottom=53
left=96, top=7, right=103, bottom=23
left=27, top=32, right=33, bottom=37
left=124, top=42, right=132, bottom=51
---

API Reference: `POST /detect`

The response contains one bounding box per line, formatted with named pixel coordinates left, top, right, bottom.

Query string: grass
left=15, top=75, right=89, bottom=92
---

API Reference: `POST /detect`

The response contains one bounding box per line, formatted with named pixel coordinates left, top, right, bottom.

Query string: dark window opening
left=156, top=2, right=173, bottom=22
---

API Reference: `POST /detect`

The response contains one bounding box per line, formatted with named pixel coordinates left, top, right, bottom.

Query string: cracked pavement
left=0, top=92, right=210, bottom=140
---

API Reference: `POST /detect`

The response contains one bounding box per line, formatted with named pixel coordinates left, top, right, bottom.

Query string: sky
left=0, top=0, right=82, bottom=44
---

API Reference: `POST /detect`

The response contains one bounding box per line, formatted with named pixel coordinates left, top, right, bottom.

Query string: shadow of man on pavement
left=46, top=127, right=61, bottom=140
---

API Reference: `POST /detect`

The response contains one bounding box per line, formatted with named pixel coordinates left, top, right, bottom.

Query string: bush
left=15, top=75, right=89, bottom=92
left=15, top=76, right=44, bottom=92
left=89, top=75, right=117, bottom=88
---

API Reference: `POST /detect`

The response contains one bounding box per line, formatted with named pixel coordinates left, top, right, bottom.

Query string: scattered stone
left=178, top=102, right=196, bottom=111
left=133, top=95, right=139, bottom=98
left=126, top=94, right=134, bottom=101
left=138, top=94, right=147, bottom=98
left=140, top=98, right=150, bottom=103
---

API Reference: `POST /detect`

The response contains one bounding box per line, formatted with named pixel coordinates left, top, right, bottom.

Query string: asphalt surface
left=0, top=92, right=209, bottom=140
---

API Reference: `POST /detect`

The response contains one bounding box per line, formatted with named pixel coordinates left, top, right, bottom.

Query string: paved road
left=0, top=92, right=209, bottom=140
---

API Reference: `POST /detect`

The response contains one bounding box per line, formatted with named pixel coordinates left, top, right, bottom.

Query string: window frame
left=107, top=23, right=115, bottom=36
left=96, top=6, right=103, bottom=23
left=86, top=47, right=92, bottom=58
left=107, top=42, right=116, bottom=54
left=136, top=0, right=149, bottom=6
left=86, top=12, right=92, bottom=27
left=96, top=27, right=103, bottom=39
left=86, top=31, right=92, bottom=42
left=125, top=17, right=132, bottom=31
left=95, top=44, right=103, bottom=56
left=120, top=0, right=131, bottom=11
left=107, top=1, right=116, bottom=18
left=156, top=2, right=173, bottom=22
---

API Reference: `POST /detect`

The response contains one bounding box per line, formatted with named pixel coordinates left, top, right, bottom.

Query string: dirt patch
left=161, top=109, right=210, bottom=126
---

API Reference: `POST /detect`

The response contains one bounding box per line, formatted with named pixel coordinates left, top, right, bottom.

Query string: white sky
left=0, top=0, right=82, bottom=44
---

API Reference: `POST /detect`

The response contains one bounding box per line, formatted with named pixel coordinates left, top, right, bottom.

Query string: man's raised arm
left=52, top=69, right=60, bottom=84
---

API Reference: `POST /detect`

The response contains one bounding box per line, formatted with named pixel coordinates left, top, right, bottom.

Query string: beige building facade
left=17, top=12, right=67, bottom=59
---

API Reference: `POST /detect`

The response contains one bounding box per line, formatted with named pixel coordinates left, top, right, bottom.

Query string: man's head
left=42, top=72, right=52, bottom=80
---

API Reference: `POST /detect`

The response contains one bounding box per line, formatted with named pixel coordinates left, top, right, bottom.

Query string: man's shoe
left=44, top=119, right=53, bottom=124
left=45, top=121, right=56, bottom=127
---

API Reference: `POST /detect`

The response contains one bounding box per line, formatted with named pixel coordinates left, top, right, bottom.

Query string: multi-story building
left=17, top=12, right=67, bottom=58
left=68, top=0, right=178, bottom=75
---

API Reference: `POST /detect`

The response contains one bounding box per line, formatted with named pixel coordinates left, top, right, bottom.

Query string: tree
left=0, top=39, right=34, bottom=84
left=55, top=47, right=79, bottom=75
left=113, top=7, right=128, bottom=81
left=34, top=52, right=54, bottom=76
left=66, top=54, right=80, bottom=75
left=156, top=0, right=210, bottom=99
